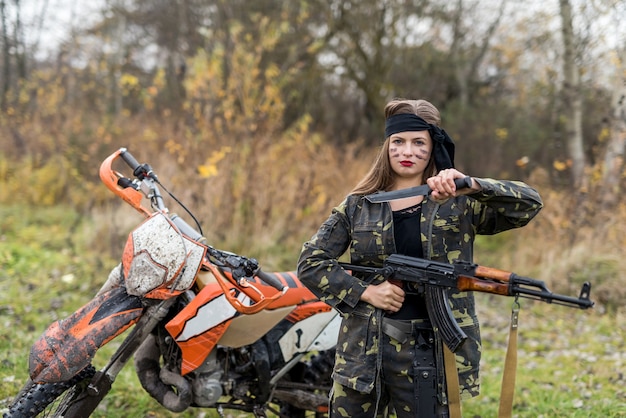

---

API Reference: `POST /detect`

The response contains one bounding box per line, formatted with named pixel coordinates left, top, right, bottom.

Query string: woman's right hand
left=427, top=169, right=481, bottom=203
left=360, top=281, right=405, bottom=312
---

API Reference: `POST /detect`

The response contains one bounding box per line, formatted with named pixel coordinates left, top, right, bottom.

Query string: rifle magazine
left=425, top=286, right=467, bottom=352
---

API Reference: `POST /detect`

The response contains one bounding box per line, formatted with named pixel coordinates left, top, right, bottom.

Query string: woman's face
left=387, top=130, right=433, bottom=180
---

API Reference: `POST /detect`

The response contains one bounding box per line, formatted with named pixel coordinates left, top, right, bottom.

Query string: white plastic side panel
left=278, top=310, right=340, bottom=362
left=175, top=292, right=251, bottom=342
left=307, top=310, right=341, bottom=352
left=218, top=306, right=293, bottom=348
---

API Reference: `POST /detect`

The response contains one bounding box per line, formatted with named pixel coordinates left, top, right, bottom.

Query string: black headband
left=384, top=113, right=455, bottom=170
left=385, top=113, right=430, bottom=137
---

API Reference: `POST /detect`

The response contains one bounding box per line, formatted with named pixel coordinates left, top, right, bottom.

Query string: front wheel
left=4, top=366, right=97, bottom=418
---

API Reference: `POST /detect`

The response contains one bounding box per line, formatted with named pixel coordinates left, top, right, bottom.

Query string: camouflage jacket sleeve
left=297, top=197, right=369, bottom=313
left=469, top=178, right=543, bottom=235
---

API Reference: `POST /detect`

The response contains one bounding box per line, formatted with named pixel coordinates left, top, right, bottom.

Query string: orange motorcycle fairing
left=29, top=286, right=143, bottom=384
left=165, top=282, right=241, bottom=375
left=284, top=300, right=333, bottom=323
left=166, top=268, right=333, bottom=376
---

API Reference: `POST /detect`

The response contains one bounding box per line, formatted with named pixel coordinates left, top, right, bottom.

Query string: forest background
left=0, top=0, right=625, bottom=417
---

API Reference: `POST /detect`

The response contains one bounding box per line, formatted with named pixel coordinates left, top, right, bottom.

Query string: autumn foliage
left=0, top=18, right=624, bottom=311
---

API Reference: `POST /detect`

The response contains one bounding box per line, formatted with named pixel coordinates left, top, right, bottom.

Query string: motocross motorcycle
left=4, top=148, right=339, bottom=418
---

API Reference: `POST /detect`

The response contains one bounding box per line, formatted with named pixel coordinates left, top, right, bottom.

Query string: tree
left=1, top=0, right=9, bottom=110
left=595, top=0, right=626, bottom=206
left=448, top=0, right=509, bottom=110
left=600, top=44, right=626, bottom=206
left=559, top=0, right=586, bottom=190
left=0, top=0, right=27, bottom=110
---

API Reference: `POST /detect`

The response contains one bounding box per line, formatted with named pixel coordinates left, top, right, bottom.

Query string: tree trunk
left=559, top=0, right=586, bottom=190
left=450, top=0, right=507, bottom=110
left=601, top=46, right=626, bottom=206
left=1, top=0, right=10, bottom=110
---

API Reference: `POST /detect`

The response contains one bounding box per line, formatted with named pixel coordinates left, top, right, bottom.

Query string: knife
left=365, top=176, right=473, bottom=203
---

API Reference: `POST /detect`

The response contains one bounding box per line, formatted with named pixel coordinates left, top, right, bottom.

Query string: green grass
left=463, top=295, right=626, bottom=417
left=1, top=204, right=625, bottom=417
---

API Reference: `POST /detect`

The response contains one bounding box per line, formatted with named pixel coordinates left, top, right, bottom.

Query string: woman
left=297, top=98, right=543, bottom=417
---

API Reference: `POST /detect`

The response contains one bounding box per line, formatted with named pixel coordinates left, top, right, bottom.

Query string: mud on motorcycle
left=3, top=148, right=338, bottom=418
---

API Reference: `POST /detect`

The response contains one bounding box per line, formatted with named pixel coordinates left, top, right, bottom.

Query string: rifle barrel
left=510, top=281, right=594, bottom=309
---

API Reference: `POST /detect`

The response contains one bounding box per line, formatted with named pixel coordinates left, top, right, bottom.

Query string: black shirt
left=386, top=201, right=429, bottom=320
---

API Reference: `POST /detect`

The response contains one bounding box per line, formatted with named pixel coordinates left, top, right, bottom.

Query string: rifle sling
left=444, top=305, right=519, bottom=418
left=443, top=344, right=462, bottom=418
left=498, top=303, right=520, bottom=418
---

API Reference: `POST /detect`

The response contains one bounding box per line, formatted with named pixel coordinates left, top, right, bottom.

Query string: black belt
left=382, top=317, right=431, bottom=344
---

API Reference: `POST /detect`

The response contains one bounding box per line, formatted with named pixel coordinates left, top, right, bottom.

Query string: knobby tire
left=4, top=366, right=96, bottom=418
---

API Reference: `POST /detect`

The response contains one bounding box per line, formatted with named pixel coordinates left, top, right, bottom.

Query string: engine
left=190, top=358, right=223, bottom=407
left=135, top=329, right=275, bottom=412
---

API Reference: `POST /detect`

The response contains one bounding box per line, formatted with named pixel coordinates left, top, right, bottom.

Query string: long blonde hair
left=351, top=99, right=441, bottom=195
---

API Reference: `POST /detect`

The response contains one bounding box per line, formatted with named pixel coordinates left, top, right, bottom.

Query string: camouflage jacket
left=297, top=178, right=543, bottom=398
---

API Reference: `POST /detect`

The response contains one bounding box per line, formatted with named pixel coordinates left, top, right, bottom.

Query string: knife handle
left=454, top=176, right=473, bottom=191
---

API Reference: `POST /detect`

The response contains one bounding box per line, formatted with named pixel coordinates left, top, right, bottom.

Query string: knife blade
left=365, top=176, right=473, bottom=203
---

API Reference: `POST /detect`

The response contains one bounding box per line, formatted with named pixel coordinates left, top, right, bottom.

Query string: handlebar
left=100, top=148, right=178, bottom=221
left=256, top=269, right=288, bottom=292
left=170, top=214, right=205, bottom=243
left=119, top=148, right=141, bottom=171
left=101, top=147, right=287, bottom=308
left=100, top=148, right=151, bottom=216
left=120, top=148, right=158, bottom=181
left=205, top=246, right=286, bottom=292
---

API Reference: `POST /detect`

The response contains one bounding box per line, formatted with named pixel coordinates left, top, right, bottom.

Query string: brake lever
left=117, top=177, right=139, bottom=190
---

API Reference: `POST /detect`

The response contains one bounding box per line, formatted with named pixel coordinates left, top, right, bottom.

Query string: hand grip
left=255, top=270, right=287, bottom=291
left=120, top=148, right=141, bottom=171
left=120, top=148, right=158, bottom=181
left=453, top=176, right=473, bottom=190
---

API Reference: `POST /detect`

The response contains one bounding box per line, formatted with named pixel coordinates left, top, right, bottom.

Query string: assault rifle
left=341, top=254, right=593, bottom=352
